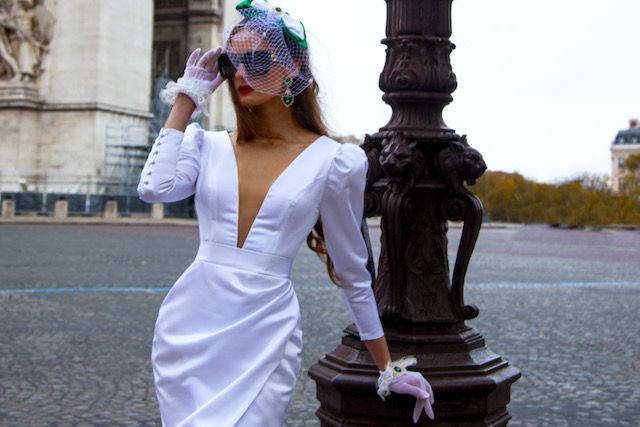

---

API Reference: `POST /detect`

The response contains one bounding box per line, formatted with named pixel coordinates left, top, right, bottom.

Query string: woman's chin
left=238, top=92, right=278, bottom=109
left=238, top=97, right=257, bottom=108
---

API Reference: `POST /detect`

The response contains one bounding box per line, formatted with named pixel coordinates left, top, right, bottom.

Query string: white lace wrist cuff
left=159, top=78, right=211, bottom=119
left=376, top=356, right=417, bottom=400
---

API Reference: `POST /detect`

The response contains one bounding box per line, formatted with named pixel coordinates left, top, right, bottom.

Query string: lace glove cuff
left=160, top=78, right=212, bottom=119
left=377, top=356, right=435, bottom=422
left=377, top=356, right=418, bottom=399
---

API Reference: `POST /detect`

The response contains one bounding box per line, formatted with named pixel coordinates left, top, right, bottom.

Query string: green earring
left=282, top=76, right=294, bottom=107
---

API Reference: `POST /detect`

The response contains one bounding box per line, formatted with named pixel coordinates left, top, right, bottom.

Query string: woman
left=138, top=1, right=434, bottom=425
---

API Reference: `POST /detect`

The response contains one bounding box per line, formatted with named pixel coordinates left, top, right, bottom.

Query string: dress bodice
left=138, top=123, right=383, bottom=341
left=196, top=128, right=334, bottom=259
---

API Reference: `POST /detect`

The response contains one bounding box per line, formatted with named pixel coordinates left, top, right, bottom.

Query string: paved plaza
left=0, top=220, right=639, bottom=426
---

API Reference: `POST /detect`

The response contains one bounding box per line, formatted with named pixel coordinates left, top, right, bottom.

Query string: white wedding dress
left=138, top=124, right=383, bottom=427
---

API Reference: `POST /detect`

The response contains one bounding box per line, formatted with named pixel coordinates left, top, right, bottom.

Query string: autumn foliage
left=471, top=171, right=640, bottom=226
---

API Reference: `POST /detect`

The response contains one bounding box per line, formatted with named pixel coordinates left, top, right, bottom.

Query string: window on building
left=617, top=137, right=626, bottom=144
left=618, top=157, right=626, bottom=169
left=632, top=137, right=639, bottom=144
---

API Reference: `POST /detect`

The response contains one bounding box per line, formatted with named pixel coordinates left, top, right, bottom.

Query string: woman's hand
left=159, top=47, right=225, bottom=120
left=389, top=370, right=435, bottom=422
left=180, top=48, right=225, bottom=98
left=377, top=356, right=435, bottom=423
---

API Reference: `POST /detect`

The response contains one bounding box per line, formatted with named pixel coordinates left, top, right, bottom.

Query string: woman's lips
left=238, top=85, right=254, bottom=95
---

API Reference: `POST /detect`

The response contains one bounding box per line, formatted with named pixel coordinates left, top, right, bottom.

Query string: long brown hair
left=227, top=36, right=340, bottom=285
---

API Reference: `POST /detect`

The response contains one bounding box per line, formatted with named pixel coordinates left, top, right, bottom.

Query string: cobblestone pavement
left=0, top=222, right=639, bottom=426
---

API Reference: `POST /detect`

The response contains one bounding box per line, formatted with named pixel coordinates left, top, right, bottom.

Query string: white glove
left=377, top=357, right=435, bottom=423
left=159, top=48, right=225, bottom=119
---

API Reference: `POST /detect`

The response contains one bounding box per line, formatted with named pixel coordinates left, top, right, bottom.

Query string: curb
left=0, top=216, right=198, bottom=227
left=0, top=215, right=521, bottom=229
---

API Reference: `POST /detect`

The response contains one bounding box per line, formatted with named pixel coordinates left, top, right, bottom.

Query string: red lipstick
left=238, top=85, right=254, bottom=95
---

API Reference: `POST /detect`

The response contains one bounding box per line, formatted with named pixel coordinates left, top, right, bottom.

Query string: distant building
left=0, top=0, right=235, bottom=195
left=611, top=119, right=640, bottom=193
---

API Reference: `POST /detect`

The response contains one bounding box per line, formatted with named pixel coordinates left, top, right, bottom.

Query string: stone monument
left=0, top=0, right=234, bottom=198
left=0, top=0, right=153, bottom=193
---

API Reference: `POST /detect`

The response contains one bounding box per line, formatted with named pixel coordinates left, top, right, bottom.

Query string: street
left=0, top=222, right=638, bottom=426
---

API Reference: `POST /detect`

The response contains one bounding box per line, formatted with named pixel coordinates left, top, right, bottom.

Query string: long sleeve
left=137, top=123, right=204, bottom=203
left=319, top=144, right=384, bottom=341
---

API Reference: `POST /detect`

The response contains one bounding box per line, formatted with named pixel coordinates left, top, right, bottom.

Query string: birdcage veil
left=223, top=0, right=313, bottom=103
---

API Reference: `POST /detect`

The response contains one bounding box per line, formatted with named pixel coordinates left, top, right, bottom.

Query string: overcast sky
left=270, top=1, right=639, bottom=183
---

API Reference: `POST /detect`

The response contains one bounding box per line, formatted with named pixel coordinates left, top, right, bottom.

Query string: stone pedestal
left=311, top=325, right=521, bottom=426
left=104, top=200, right=119, bottom=219
left=1, top=199, right=16, bottom=218
left=53, top=199, right=68, bottom=218
left=151, top=203, right=165, bottom=220
left=0, top=83, right=43, bottom=109
left=0, top=82, right=43, bottom=185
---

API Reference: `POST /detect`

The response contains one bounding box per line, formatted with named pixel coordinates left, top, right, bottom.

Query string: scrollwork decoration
left=388, top=39, right=425, bottom=91
left=361, top=134, right=383, bottom=218
left=436, top=135, right=486, bottom=320
left=377, top=132, right=426, bottom=322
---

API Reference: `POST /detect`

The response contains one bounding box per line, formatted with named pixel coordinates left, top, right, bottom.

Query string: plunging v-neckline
left=228, top=134, right=323, bottom=249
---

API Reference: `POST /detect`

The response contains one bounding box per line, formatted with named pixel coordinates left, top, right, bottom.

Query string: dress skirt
left=152, top=242, right=302, bottom=427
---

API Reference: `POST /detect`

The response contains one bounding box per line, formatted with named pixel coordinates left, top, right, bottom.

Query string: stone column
left=152, top=0, right=232, bottom=130
left=309, top=1, right=520, bottom=425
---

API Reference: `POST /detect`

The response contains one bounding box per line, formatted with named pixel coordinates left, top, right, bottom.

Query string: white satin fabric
left=138, top=124, right=383, bottom=426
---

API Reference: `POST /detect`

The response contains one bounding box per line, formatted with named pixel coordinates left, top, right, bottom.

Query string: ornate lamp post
left=309, top=1, right=521, bottom=425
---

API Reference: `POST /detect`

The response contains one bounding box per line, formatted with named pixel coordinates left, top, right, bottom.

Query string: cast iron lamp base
left=309, top=324, right=521, bottom=426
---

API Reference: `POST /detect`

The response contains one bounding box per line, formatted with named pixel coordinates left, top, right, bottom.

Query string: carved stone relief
left=0, top=0, right=55, bottom=82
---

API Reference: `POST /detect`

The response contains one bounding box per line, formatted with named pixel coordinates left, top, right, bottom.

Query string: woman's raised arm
left=137, top=47, right=225, bottom=203
left=164, top=94, right=197, bottom=132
